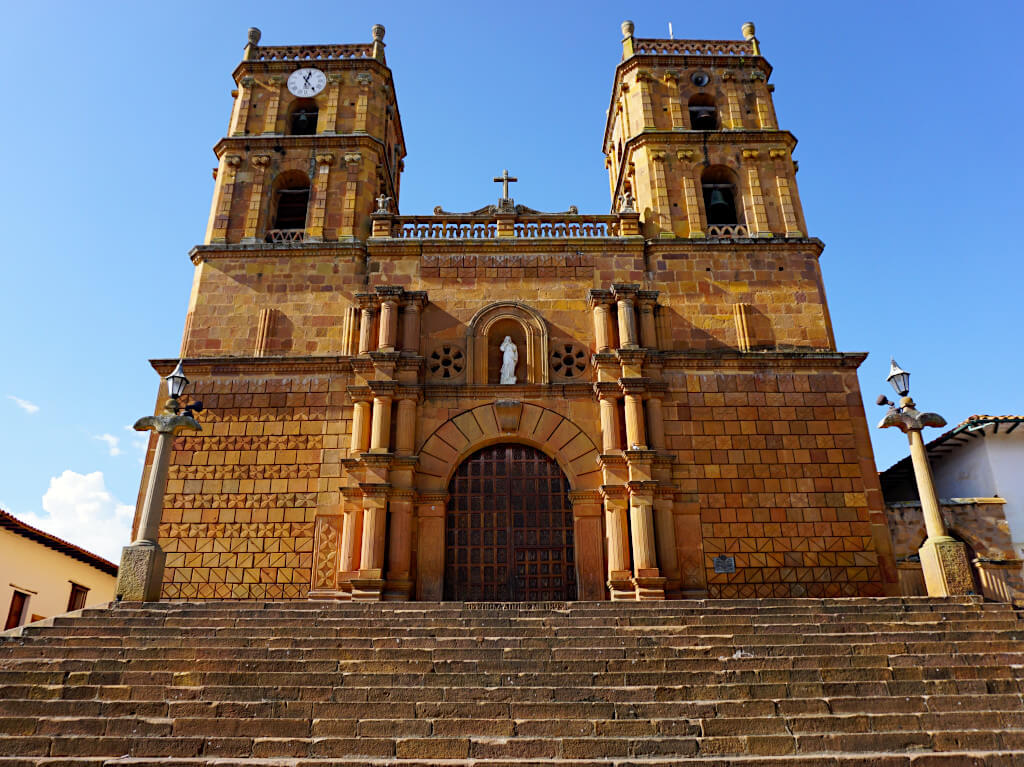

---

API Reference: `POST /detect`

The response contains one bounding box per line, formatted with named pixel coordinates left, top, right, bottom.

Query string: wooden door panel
left=445, top=444, right=577, bottom=601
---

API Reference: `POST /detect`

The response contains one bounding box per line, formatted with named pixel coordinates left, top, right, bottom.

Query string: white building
left=1, top=510, right=117, bottom=630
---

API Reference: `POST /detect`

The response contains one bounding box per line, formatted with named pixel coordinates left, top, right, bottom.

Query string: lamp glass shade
left=886, top=359, right=911, bottom=397
left=166, top=360, right=189, bottom=399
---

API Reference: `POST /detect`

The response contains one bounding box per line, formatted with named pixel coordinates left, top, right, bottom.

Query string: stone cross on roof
left=492, top=169, right=517, bottom=200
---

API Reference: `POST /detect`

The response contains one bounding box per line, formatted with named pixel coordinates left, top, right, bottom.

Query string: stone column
left=741, top=151, right=771, bottom=238
left=648, top=150, right=672, bottom=237
left=909, top=426, right=974, bottom=597
left=400, top=298, right=422, bottom=353
left=598, top=392, right=622, bottom=454
left=377, top=298, right=399, bottom=352
left=208, top=154, right=241, bottom=244
left=615, top=296, right=639, bottom=349
left=338, top=495, right=363, bottom=599
left=357, top=304, right=376, bottom=355
left=591, top=301, right=613, bottom=352
left=349, top=394, right=371, bottom=455
left=340, top=152, right=362, bottom=238
left=242, top=155, right=271, bottom=242
left=604, top=492, right=633, bottom=600
left=629, top=490, right=665, bottom=600
left=352, top=490, right=388, bottom=601
left=416, top=495, right=447, bottom=601
left=654, top=494, right=681, bottom=597
left=307, top=153, right=334, bottom=241
left=637, top=295, right=659, bottom=349
left=636, top=70, right=656, bottom=129
left=322, top=74, right=343, bottom=133
left=680, top=164, right=705, bottom=238
left=645, top=395, right=666, bottom=451
left=385, top=492, right=414, bottom=600
left=116, top=404, right=201, bottom=603
left=664, top=72, right=685, bottom=130
left=262, top=76, right=285, bottom=134
left=569, top=491, right=607, bottom=600
left=354, top=72, right=372, bottom=133
left=623, top=391, right=647, bottom=450
left=721, top=73, right=743, bottom=129
left=394, top=397, right=417, bottom=456
left=229, top=76, right=255, bottom=136
left=369, top=387, right=394, bottom=453
left=770, top=148, right=804, bottom=237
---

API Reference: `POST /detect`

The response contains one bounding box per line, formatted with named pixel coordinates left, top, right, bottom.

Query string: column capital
left=355, top=292, right=380, bottom=310
left=637, top=289, right=659, bottom=305
left=396, top=387, right=423, bottom=404
left=402, top=290, right=429, bottom=308
left=343, top=152, right=362, bottom=167
left=315, top=153, right=335, bottom=166
left=224, top=154, right=242, bottom=168
left=600, top=484, right=630, bottom=501
left=347, top=385, right=373, bottom=403
left=252, top=154, right=271, bottom=169
left=367, top=380, right=398, bottom=398
left=611, top=283, right=640, bottom=300
left=587, top=288, right=614, bottom=309
left=568, top=489, right=603, bottom=507
left=593, top=381, right=623, bottom=400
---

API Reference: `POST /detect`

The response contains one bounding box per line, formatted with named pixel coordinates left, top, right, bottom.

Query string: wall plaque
left=713, top=555, right=736, bottom=574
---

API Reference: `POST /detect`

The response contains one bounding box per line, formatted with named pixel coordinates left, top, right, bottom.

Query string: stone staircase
left=2, top=598, right=1024, bottom=765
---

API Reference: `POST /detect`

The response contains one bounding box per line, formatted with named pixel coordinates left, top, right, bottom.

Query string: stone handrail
left=633, top=38, right=754, bottom=57
left=514, top=216, right=620, bottom=238
left=389, top=214, right=622, bottom=239
left=252, top=44, right=375, bottom=62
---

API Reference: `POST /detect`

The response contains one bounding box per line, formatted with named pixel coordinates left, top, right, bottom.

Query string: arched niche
left=466, top=301, right=549, bottom=384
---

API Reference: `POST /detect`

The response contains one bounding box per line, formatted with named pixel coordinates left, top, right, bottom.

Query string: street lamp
left=115, top=361, right=203, bottom=603
left=876, top=359, right=974, bottom=597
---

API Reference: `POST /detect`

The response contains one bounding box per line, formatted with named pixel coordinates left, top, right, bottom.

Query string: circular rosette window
left=428, top=344, right=465, bottom=380
left=551, top=343, right=588, bottom=379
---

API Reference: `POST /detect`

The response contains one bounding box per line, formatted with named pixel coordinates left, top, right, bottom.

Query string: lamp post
left=115, top=361, right=202, bottom=602
left=876, top=359, right=974, bottom=597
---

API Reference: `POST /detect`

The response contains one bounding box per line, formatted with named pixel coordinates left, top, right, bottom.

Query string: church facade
left=140, top=22, right=900, bottom=602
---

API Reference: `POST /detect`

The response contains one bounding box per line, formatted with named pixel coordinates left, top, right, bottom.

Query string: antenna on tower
left=668, top=22, right=674, bottom=39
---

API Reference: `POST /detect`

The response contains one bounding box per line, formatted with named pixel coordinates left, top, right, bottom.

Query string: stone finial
left=244, top=28, right=261, bottom=60
left=742, top=22, right=761, bottom=56
left=621, top=20, right=635, bottom=38
left=372, top=24, right=386, bottom=42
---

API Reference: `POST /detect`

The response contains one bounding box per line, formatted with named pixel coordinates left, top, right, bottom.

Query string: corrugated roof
left=878, top=415, right=1024, bottom=503
left=0, top=509, right=118, bottom=576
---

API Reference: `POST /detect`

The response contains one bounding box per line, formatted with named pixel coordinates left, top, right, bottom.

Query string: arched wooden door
left=445, top=444, right=577, bottom=601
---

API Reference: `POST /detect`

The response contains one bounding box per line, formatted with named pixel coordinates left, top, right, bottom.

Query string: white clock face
left=287, top=68, right=327, bottom=97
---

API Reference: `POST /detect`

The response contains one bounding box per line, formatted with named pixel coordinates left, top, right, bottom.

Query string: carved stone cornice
left=616, top=349, right=647, bottom=367
left=593, top=381, right=622, bottom=400
left=619, top=377, right=651, bottom=396
left=347, top=385, right=373, bottom=403
left=586, top=288, right=614, bottom=309
left=366, top=380, right=398, bottom=397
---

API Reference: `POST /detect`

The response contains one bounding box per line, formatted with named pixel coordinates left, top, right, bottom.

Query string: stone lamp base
left=919, top=536, right=975, bottom=597
left=115, top=542, right=166, bottom=602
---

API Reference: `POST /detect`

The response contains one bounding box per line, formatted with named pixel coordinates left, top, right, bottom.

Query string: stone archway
left=445, top=444, right=577, bottom=602
left=466, top=302, right=549, bottom=384
left=414, top=402, right=605, bottom=601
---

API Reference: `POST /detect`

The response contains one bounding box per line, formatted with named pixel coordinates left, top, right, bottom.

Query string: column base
left=919, top=536, right=975, bottom=597
left=608, top=570, right=635, bottom=600
left=633, top=570, right=666, bottom=601
left=384, top=577, right=413, bottom=601
left=115, top=542, right=166, bottom=603
left=351, top=570, right=385, bottom=601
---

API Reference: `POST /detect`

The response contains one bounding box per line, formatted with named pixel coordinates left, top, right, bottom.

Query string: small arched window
left=289, top=100, right=319, bottom=135
left=688, top=94, right=718, bottom=130
left=267, top=172, right=310, bottom=242
left=701, top=166, right=739, bottom=227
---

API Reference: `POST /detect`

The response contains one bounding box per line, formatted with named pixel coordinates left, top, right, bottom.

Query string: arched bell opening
left=701, top=165, right=740, bottom=227
left=688, top=93, right=718, bottom=130
left=443, top=443, right=577, bottom=602
left=288, top=99, right=319, bottom=135
left=266, top=170, right=311, bottom=242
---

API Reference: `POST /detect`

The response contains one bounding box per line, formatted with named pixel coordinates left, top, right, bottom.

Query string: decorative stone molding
left=343, top=152, right=362, bottom=166
left=427, top=344, right=465, bottom=380
left=550, top=343, right=588, bottom=379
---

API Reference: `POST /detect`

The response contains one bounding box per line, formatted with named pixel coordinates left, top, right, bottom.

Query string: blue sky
left=1, top=1, right=1021, bottom=561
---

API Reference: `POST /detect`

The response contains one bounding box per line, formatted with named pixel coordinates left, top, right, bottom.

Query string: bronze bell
left=708, top=189, right=730, bottom=212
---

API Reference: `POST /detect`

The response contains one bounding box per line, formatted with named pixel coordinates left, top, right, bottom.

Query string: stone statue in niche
left=499, top=336, right=518, bottom=384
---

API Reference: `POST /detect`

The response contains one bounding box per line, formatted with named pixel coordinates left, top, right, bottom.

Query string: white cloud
left=21, top=471, right=134, bottom=563
left=7, top=395, right=39, bottom=414
left=94, top=433, right=122, bottom=457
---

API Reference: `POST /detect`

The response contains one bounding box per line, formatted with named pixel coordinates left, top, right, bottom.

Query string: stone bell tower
left=202, top=24, right=404, bottom=247
left=606, top=21, right=804, bottom=242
